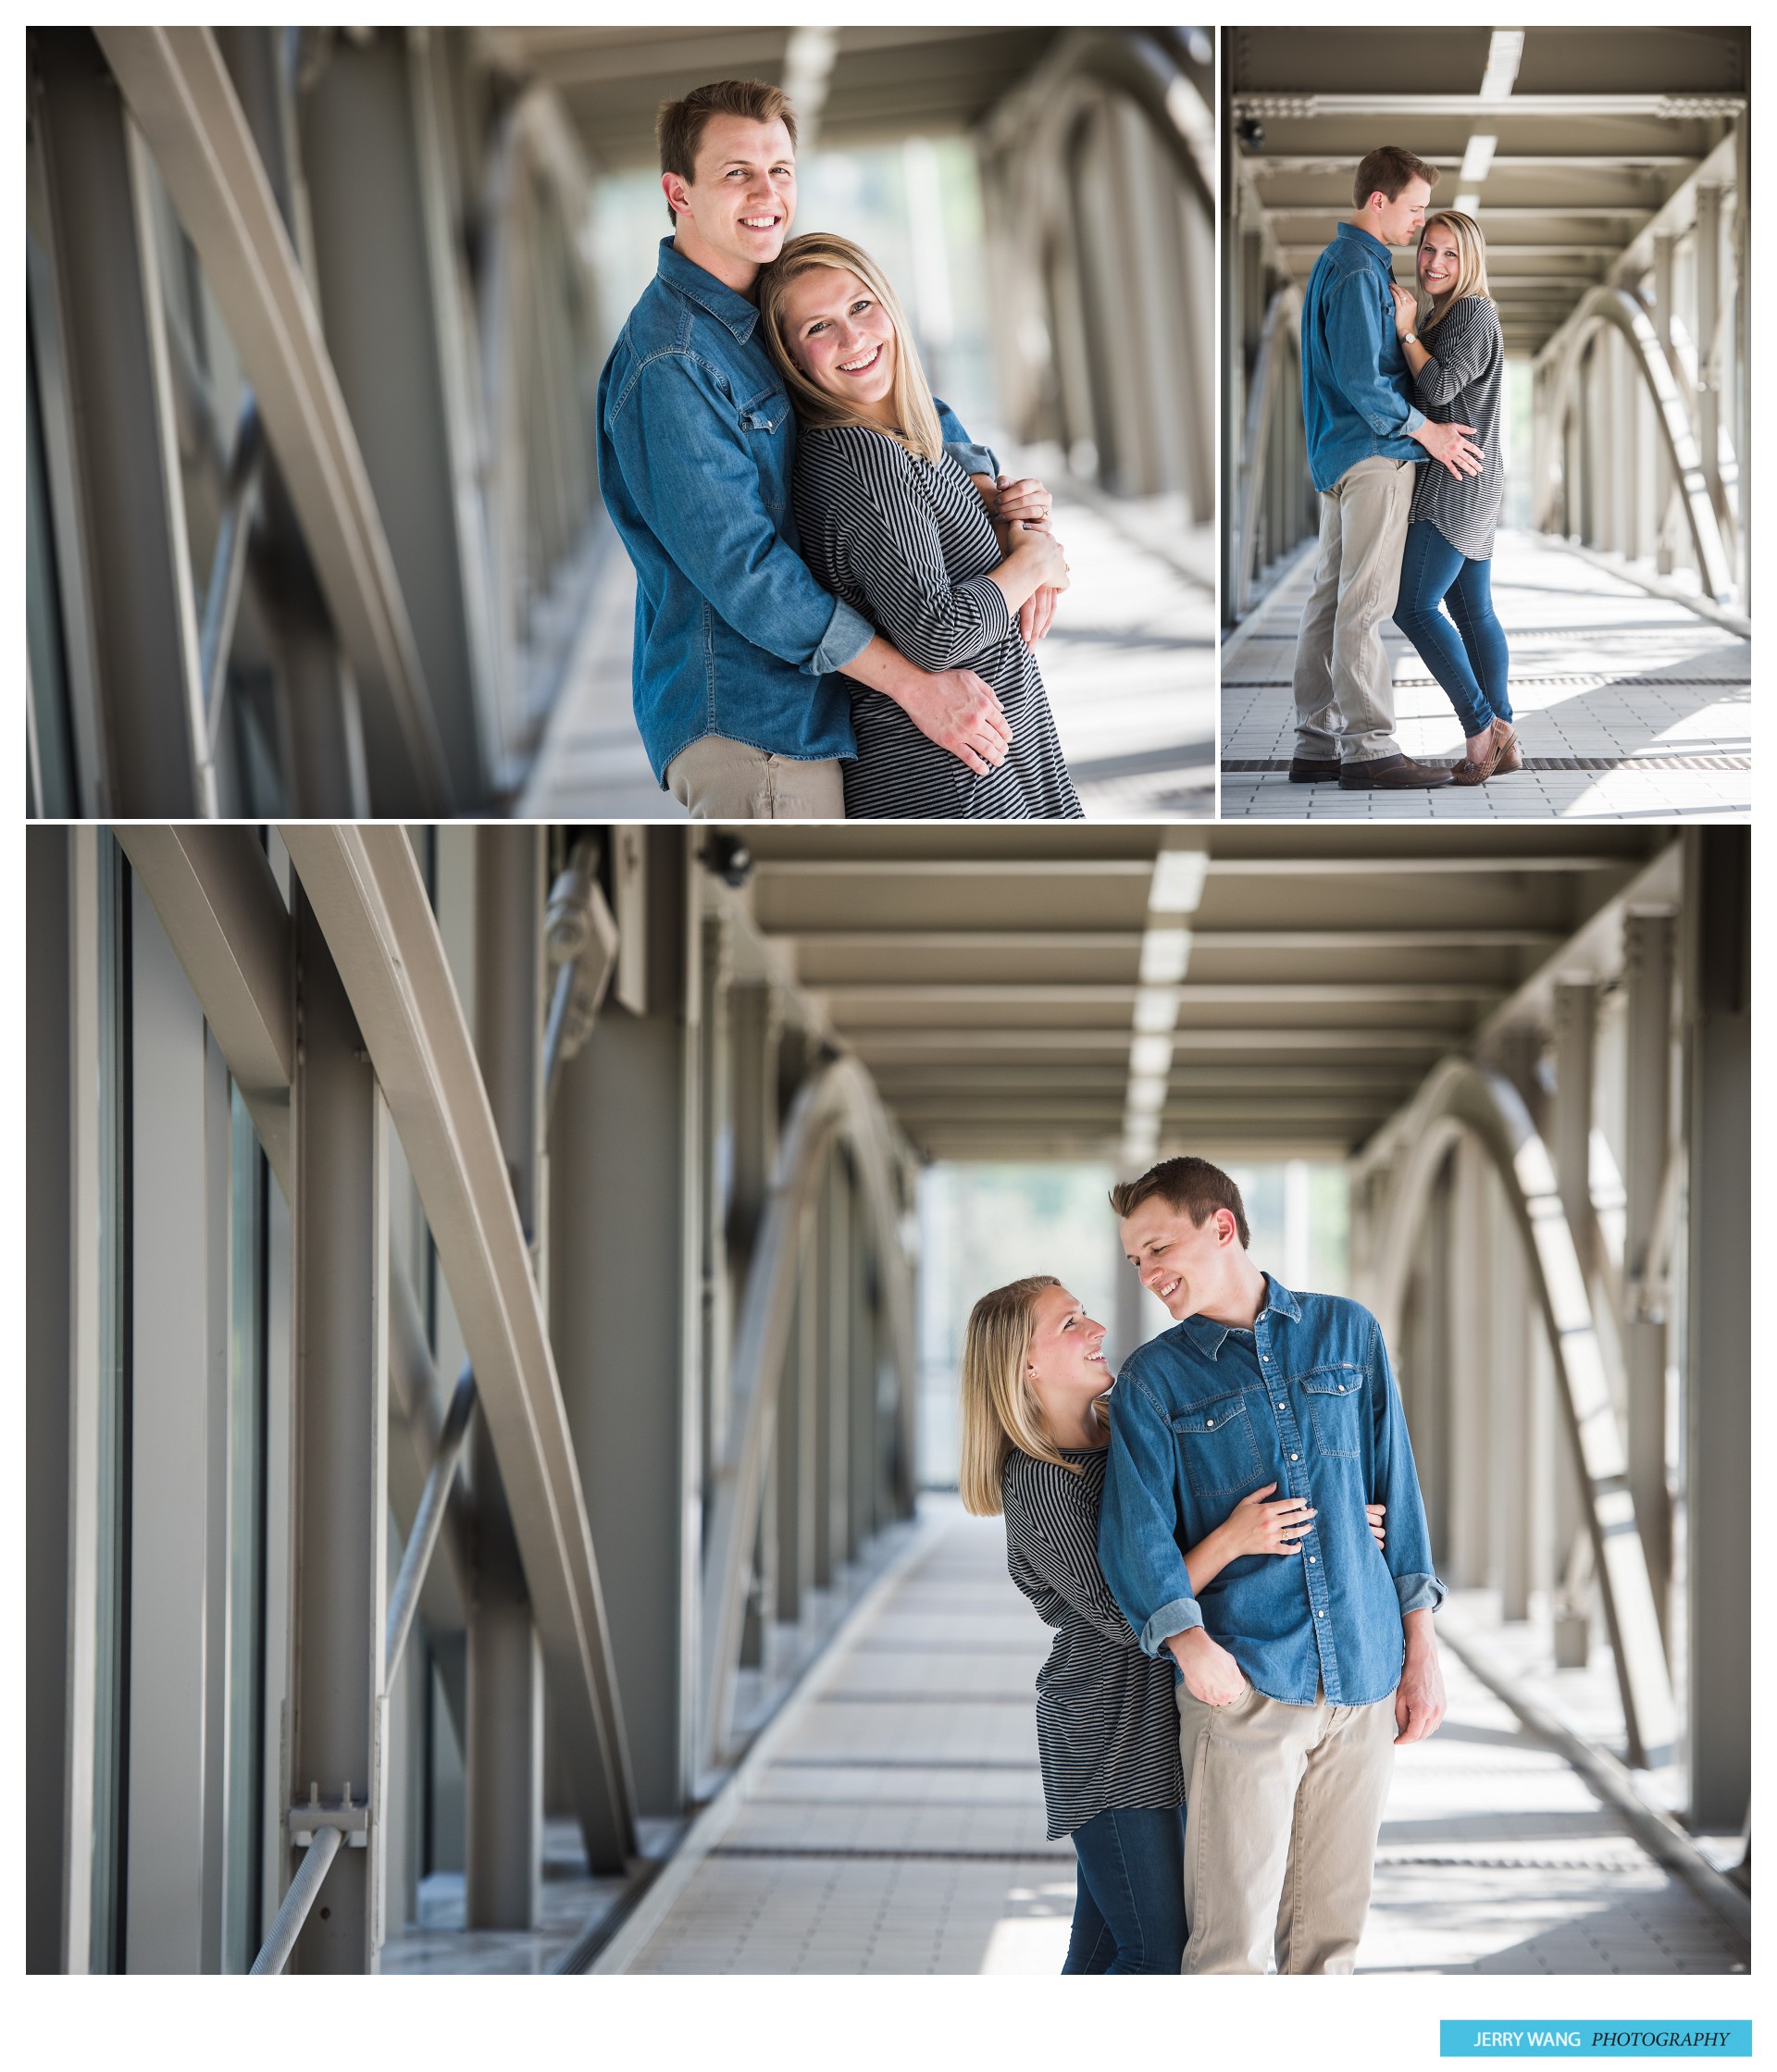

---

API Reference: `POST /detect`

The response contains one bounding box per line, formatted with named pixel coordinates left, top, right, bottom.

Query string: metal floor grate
left=1229, top=676, right=1749, bottom=691
left=1223, top=754, right=1750, bottom=774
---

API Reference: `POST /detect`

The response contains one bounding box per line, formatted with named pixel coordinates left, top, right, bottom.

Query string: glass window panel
left=221, top=1082, right=269, bottom=1972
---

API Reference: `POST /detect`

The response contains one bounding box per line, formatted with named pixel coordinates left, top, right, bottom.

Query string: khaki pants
left=1175, top=1680, right=1396, bottom=1974
left=1291, top=456, right=1415, bottom=765
left=665, top=736, right=846, bottom=819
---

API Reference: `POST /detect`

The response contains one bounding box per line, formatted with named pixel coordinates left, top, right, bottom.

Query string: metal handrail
left=383, top=1359, right=478, bottom=1682
left=195, top=389, right=266, bottom=806
left=248, top=1824, right=342, bottom=1975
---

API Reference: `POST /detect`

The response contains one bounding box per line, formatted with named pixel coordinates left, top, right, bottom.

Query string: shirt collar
left=1178, top=1272, right=1301, bottom=1359
left=657, top=236, right=761, bottom=342
left=1336, top=220, right=1394, bottom=269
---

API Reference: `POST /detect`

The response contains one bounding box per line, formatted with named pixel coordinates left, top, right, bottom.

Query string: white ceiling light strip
left=1456, top=28, right=1522, bottom=212
left=1120, top=841, right=1209, bottom=1172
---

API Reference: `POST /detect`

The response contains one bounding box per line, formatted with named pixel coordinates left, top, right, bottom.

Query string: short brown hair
left=1109, top=1157, right=1250, bottom=1250
left=1353, top=145, right=1439, bottom=210
left=657, top=80, right=797, bottom=225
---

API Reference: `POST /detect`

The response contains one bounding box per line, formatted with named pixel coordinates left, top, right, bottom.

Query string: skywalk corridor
left=589, top=1505, right=1749, bottom=1977
left=26, top=26, right=1214, bottom=819
left=28, top=825, right=1748, bottom=1978
left=1220, top=25, right=1750, bottom=820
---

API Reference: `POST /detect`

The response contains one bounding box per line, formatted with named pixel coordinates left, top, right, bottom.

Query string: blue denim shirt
left=598, top=240, right=998, bottom=783
left=1299, top=223, right=1427, bottom=495
left=1099, top=1276, right=1445, bottom=1707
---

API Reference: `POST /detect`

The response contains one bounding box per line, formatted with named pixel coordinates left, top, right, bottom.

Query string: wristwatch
left=1402, top=330, right=1419, bottom=346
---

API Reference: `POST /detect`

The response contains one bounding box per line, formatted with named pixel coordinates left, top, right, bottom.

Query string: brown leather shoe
left=1449, top=719, right=1512, bottom=787
left=1492, top=722, right=1523, bottom=774
left=1338, top=753, right=1455, bottom=789
left=1288, top=756, right=1343, bottom=784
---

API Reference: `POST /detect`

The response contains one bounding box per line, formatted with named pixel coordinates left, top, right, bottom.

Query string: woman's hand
left=993, top=475, right=1054, bottom=528
left=1219, top=1482, right=1316, bottom=1558
left=1390, top=281, right=1418, bottom=338
left=1367, top=1502, right=1386, bottom=1552
left=1006, top=521, right=1070, bottom=594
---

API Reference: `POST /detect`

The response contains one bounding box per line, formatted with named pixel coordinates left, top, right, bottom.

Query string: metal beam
left=1231, top=93, right=1745, bottom=119
left=280, top=825, right=637, bottom=1871
left=1622, top=909, right=1675, bottom=1641
left=30, top=33, right=206, bottom=815
left=284, top=884, right=390, bottom=1971
left=94, top=27, right=453, bottom=812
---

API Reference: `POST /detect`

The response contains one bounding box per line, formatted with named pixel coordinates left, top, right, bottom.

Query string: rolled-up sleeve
left=935, top=395, right=998, bottom=480
left=1099, top=1369, right=1202, bottom=1657
left=606, top=352, right=849, bottom=676
left=1368, top=1319, right=1448, bottom=1617
left=1325, top=274, right=1425, bottom=440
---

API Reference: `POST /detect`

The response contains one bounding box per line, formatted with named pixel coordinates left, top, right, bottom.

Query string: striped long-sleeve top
left=1407, top=295, right=1506, bottom=562
left=1001, top=1444, right=1187, bottom=1839
left=793, top=422, right=1083, bottom=821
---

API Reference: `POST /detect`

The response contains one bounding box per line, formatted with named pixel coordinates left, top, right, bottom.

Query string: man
left=598, top=79, right=1015, bottom=817
left=1098, top=1157, right=1447, bottom=1974
left=1290, top=144, right=1485, bottom=790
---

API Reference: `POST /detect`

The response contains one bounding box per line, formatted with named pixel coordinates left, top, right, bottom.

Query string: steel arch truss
left=1534, top=285, right=1735, bottom=604
left=700, top=1054, right=917, bottom=1771
left=1370, top=1056, right=1677, bottom=1768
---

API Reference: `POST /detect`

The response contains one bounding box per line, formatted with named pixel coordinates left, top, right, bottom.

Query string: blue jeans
left=1063, top=1805, right=1188, bottom=1974
left=1392, top=520, right=1512, bottom=739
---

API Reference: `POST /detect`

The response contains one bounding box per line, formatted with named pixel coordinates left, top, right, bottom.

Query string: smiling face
left=1418, top=220, right=1461, bottom=299
left=1367, top=174, right=1433, bottom=248
left=1118, top=1197, right=1244, bottom=1322
left=664, top=114, right=796, bottom=289
left=1023, top=1284, right=1110, bottom=1426
left=777, top=265, right=900, bottom=422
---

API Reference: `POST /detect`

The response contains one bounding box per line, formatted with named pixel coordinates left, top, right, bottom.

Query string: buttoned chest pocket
left=1171, top=1392, right=1261, bottom=1499
left=1300, top=1367, right=1366, bottom=1458
left=738, top=383, right=792, bottom=509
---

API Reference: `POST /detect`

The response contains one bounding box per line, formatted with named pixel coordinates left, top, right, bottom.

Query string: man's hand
left=1166, top=1626, right=1248, bottom=1707
left=889, top=666, right=1012, bottom=776
left=1019, top=584, right=1061, bottom=647
left=1394, top=1609, right=1447, bottom=1745
left=1413, top=418, right=1485, bottom=480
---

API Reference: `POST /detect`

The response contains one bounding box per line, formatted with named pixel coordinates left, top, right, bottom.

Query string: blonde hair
left=757, top=232, right=946, bottom=465
left=958, top=1276, right=1109, bottom=1516
left=1417, top=211, right=1492, bottom=333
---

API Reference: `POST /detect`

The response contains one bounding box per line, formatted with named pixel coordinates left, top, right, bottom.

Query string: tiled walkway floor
left=519, top=480, right=1215, bottom=822
left=613, top=1501, right=1748, bottom=1976
left=1219, top=531, right=1750, bottom=820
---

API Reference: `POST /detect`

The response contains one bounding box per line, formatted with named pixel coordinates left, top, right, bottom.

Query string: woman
left=960, top=1276, right=1386, bottom=1974
left=1389, top=210, right=1521, bottom=783
left=758, top=233, right=1083, bottom=820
